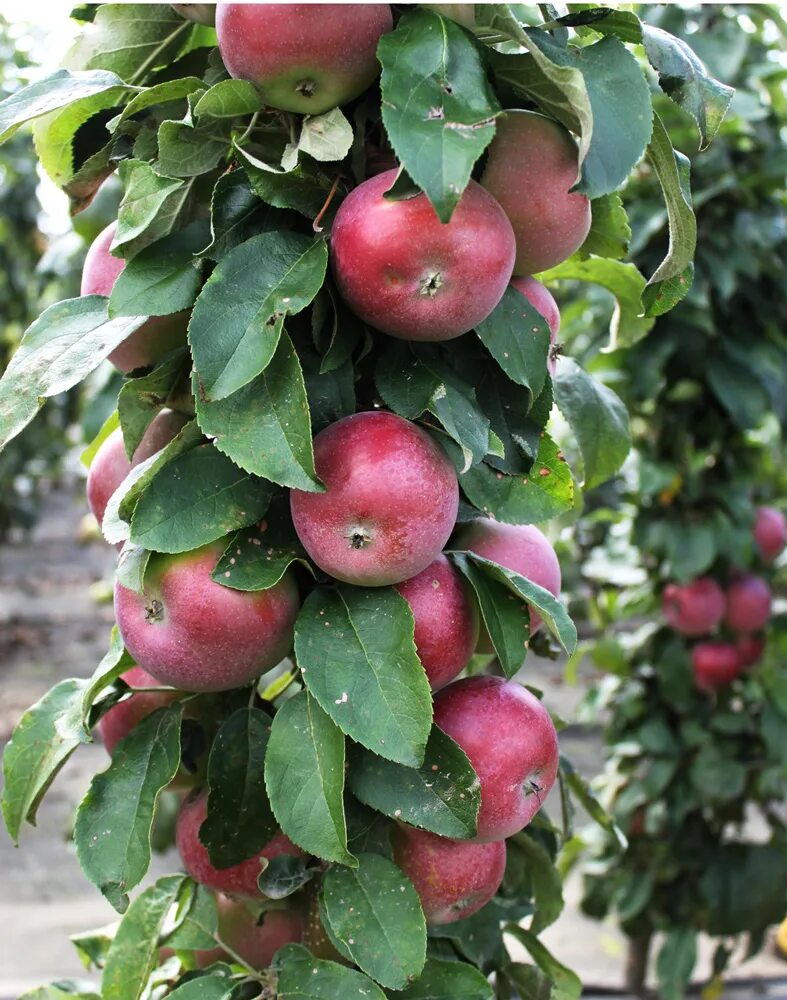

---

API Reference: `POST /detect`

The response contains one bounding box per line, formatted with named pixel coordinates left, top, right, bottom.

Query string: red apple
left=452, top=520, right=561, bottom=635
left=86, top=410, right=189, bottom=528
left=511, top=276, right=560, bottom=375
left=81, top=221, right=188, bottom=372
left=290, top=411, right=459, bottom=586
left=662, top=578, right=726, bottom=636
left=691, top=642, right=743, bottom=690
left=725, top=575, right=772, bottom=633
left=176, top=790, right=305, bottom=899
left=195, top=895, right=304, bottom=969
left=481, top=110, right=591, bottom=276
left=394, top=554, right=479, bottom=691
left=216, top=4, right=392, bottom=115
left=392, top=825, right=505, bottom=925
left=735, top=633, right=765, bottom=668
left=433, top=676, right=559, bottom=842
left=99, top=665, right=181, bottom=755
left=753, top=506, right=786, bottom=562
left=330, top=170, right=515, bottom=341
left=114, top=542, right=299, bottom=692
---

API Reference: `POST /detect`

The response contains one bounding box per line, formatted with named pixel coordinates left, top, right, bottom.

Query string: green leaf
left=117, top=349, right=190, bottom=457
left=75, top=705, right=183, bottom=911
left=391, top=958, right=493, bottom=999
left=110, top=76, right=205, bottom=132
left=64, top=4, right=192, bottom=82
left=189, top=232, right=328, bottom=400
left=301, top=349, right=356, bottom=433
left=295, top=587, right=432, bottom=768
left=509, top=833, right=563, bottom=934
left=194, top=79, right=263, bottom=119
left=129, top=444, right=271, bottom=553
left=109, top=222, right=207, bottom=318
left=0, top=297, right=147, bottom=451
left=166, top=973, right=235, bottom=1000
left=500, top=963, right=554, bottom=1000
left=322, top=853, right=427, bottom=989
left=236, top=143, right=335, bottom=219
left=292, top=108, right=354, bottom=164
left=552, top=358, right=630, bottom=489
left=164, top=883, right=219, bottom=951
left=478, top=374, right=550, bottom=474
left=455, top=552, right=576, bottom=656
left=81, top=626, right=136, bottom=729
left=204, top=170, right=282, bottom=261
left=449, top=554, right=530, bottom=677
left=642, top=25, right=734, bottom=150
left=277, top=944, right=386, bottom=1000
left=580, top=193, right=631, bottom=260
left=503, top=926, right=581, bottom=1000
left=707, top=348, right=770, bottom=431
left=2, top=679, right=89, bottom=843
left=475, top=285, right=550, bottom=397
left=378, top=9, right=500, bottom=222
left=211, top=505, right=310, bottom=592
left=114, top=159, right=191, bottom=259
left=349, top=725, right=480, bottom=840
left=194, top=331, right=322, bottom=490
left=458, top=433, right=574, bottom=525
left=641, top=112, right=696, bottom=316
left=539, top=257, right=653, bottom=349
left=18, top=982, right=100, bottom=1000
left=265, top=690, right=353, bottom=866
left=375, top=341, right=440, bottom=419
left=200, top=707, right=277, bottom=868
left=0, top=68, right=126, bottom=144
left=157, top=112, right=231, bottom=178
left=101, top=874, right=187, bottom=1000
left=655, top=929, right=697, bottom=1000
left=559, top=756, right=624, bottom=846
left=81, top=409, right=121, bottom=468
left=257, top=854, right=314, bottom=900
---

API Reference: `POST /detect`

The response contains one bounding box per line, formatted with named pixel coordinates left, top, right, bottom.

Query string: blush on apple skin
left=724, top=574, right=772, bottom=633
left=194, top=895, right=304, bottom=970
left=511, top=276, right=560, bottom=375
left=662, top=578, right=726, bottom=637
left=433, top=675, right=559, bottom=842
left=290, top=411, right=459, bottom=587
left=753, top=505, right=786, bottom=561
left=331, top=170, right=516, bottom=342
left=691, top=642, right=744, bottom=690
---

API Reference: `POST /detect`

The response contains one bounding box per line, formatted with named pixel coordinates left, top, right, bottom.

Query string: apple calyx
left=145, top=599, right=164, bottom=623
left=295, top=78, right=317, bottom=99
left=420, top=271, right=444, bottom=297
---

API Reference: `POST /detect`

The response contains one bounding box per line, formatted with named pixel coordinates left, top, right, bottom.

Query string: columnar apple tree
left=565, top=7, right=787, bottom=998
left=0, top=4, right=728, bottom=998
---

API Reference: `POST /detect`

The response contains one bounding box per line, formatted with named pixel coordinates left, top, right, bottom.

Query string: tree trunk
left=625, top=929, right=653, bottom=997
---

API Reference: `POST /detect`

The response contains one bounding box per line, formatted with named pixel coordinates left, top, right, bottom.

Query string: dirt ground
left=0, top=482, right=784, bottom=998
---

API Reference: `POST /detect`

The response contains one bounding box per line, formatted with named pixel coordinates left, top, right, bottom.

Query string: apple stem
left=313, top=174, right=342, bottom=234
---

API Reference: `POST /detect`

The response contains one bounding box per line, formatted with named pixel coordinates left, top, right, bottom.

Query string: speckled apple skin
left=481, top=111, right=591, bottom=276
left=453, top=520, right=561, bottom=635
left=394, top=554, right=479, bottom=690
left=393, top=825, right=506, bottom=924
left=433, top=676, right=559, bottom=842
left=290, top=411, right=459, bottom=586
left=81, top=221, right=189, bottom=372
left=753, top=505, right=786, bottom=561
left=331, top=171, right=516, bottom=341
left=692, top=642, right=743, bottom=690
left=176, top=791, right=305, bottom=899
left=725, top=575, right=772, bottom=633
left=662, top=578, right=726, bottom=636
left=511, top=276, right=560, bottom=375
left=216, top=3, right=392, bottom=114
left=195, top=895, right=304, bottom=969
left=86, top=410, right=188, bottom=527
left=114, top=543, right=299, bottom=692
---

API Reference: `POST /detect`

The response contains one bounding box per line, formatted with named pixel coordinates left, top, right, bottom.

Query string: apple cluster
left=661, top=505, right=784, bottom=690
left=77, top=0, right=584, bottom=947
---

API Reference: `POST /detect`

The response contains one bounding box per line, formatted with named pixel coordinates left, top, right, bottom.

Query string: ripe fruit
left=481, top=110, right=591, bottom=275
left=392, top=825, right=505, bottom=925
left=725, top=575, right=772, bottom=633
left=195, top=896, right=304, bottom=969
left=735, top=633, right=765, bottom=668
left=433, top=676, right=559, bottom=842
left=99, top=665, right=181, bottom=755
left=511, top=276, right=560, bottom=375
left=453, top=520, right=561, bottom=635
left=81, top=221, right=188, bottom=372
left=216, top=4, right=392, bottom=115
left=86, top=410, right=189, bottom=528
left=661, top=578, right=726, bottom=636
left=691, top=642, right=743, bottom=690
left=290, top=412, right=459, bottom=586
left=394, top=554, right=479, bottom=690
left=115, top=542, right=299, bottom=692
left=330, top=170, right=515, bottom=341
left=176, top=790, right=304, bottom=898
left=753, top=505, right=786, bottom=561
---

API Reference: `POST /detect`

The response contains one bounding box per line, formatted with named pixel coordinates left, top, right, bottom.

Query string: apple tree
left=560, top=7, right=787, bottom=997
left=0, top=4, right=730, bottom=999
